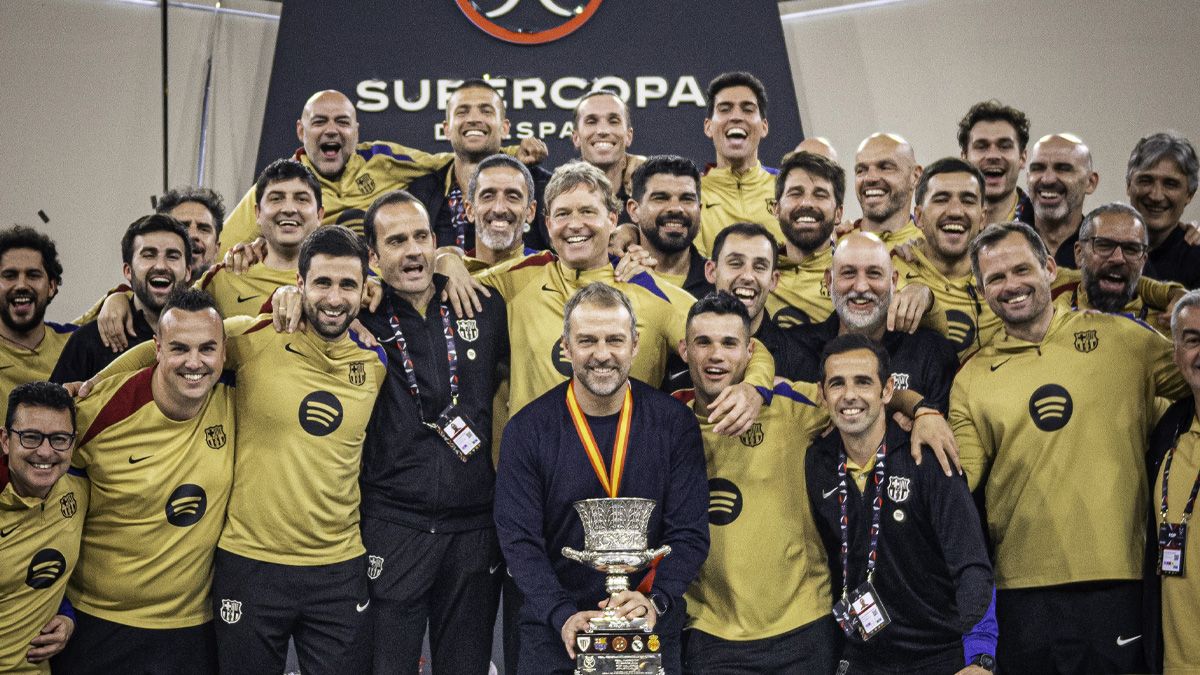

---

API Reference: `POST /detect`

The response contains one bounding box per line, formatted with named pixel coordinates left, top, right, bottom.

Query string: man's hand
left=435, top=250, right=490, bottom=318
left=364, top=277, right=385, bottom=312
left=887, top=283, right=932, bottom=334
left=613, top=245, right=657, bottom=282
left=708, top=382, right=764, bottom=436
left=833, top=219, right=855, bottom=239
left=517, top=137, right=549, bottom=165
left=348, top=318, right=379, bottom=348
left=224, top=237, right=269, bottom=274
left=26, top=614, right=74, bottom=663
left=561, top=610, right=604, bottom=659
left=911, top=411, right=961, bottom=476
left=1182, top=220, right=1200, bottom=246
left=892, top=240, right=919, bottom=264
left=608, top=223, right=641, bottom=257
left=97, top=292, right=135, bottom=352
left=270, top=285, right=304, bottom=333
left=1161, top=286, right=1188, bottom=332
left=954, top=666, right=991, bottom=675
left=599, top=590, right=657, bottom=626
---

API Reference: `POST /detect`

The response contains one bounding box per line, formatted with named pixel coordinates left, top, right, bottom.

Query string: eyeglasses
left=1083, top=237, right=1147, bottom=259
left=7, top=429, right=75, bottom=451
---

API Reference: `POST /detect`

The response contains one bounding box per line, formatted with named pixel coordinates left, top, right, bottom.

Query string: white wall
left=2, top=0, right=1198, bottom=321
left=779, top=0, right=1200, bottom=222
left=0, top=0, right=278, bottom=320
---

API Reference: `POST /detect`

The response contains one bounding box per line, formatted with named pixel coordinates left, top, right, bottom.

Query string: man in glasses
left=1053, top=203, right=1164, bottom=329
left=0, top=381, right=86, bottom=672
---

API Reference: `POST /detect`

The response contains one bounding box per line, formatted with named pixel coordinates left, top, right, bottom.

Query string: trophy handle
left=647, top=545, right=671, bottom=561
left=562, top=546, right=592, bottom=564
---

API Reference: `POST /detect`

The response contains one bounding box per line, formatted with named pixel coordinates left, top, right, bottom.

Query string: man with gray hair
left=950, top=221, right=1187, bottom=672
left=1126, top=131, right=1200, bottom=288
left=1144, top=288, right=1200, bottom=673
left=495, top=282, right=709, bottom=674
left=463, top=153, right=540, bottom=270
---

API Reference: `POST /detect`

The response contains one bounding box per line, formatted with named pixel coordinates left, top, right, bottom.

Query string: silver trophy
left=562, top=497, right=671, bottom=674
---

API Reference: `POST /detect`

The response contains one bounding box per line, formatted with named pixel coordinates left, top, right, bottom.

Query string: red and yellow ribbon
left=566, top=381, right=633, bottom=498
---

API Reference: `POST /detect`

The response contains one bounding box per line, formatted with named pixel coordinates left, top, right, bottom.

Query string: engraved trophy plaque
left=562, top=497, right=671, bottom=675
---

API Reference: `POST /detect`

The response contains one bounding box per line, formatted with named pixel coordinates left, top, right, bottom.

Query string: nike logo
left=1116, top=635, right=1141, bottom=647
left=356, top=600, right=370, bottom=612
left=236, top=294, right=260, bottom=303
left=489, top=563, right=503, bottom=575
left=990, top=358, right=1012, bottom=372
left=128, top=455, right=153, bottom=464
left=905, top=272, right=920, bottom=279
left=0, top=524, right=18, bottom=537
left=284, top=343, right=305, bottom=357
left=541, top=284, right=556, bottom=293
left=0, top=364, right=13, bottom=371
left=703, top=202, right=721, bottom=209
left=822, top=486, right=839, bottom=499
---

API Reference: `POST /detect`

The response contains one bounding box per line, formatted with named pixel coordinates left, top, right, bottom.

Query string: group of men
left=2, top=68, right=1199, bottom=675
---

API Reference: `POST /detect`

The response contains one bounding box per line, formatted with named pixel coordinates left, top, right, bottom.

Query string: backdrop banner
left=256, top=0, right=803, bottom=173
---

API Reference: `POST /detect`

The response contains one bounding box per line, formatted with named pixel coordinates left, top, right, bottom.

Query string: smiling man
left=464, top=154, right=540, bottom=269
left=572, top=90, right=644, bottom=224
left=197, top=159, right=323, bottom=318
left=1126, top=131, right=1200, bottom=289
left=0, top=227, right=74, bottom=424
left=951, top=222, right=1187, bottom=672
left=495, top=283, right=709, bottom=675
left=957, top=100, right=1034, bottom=227
left=157, top=186, right=226, bottom=278
left=0, top=382, right=86, bottom=674
left=1027, top=133, right=1099, bottom=269
left=695, top=72, right=779, bottom=256
left=51, top=215, right=191, bottom=384
left=90, top=228, right=387, bottom=674
left=627, top=155, right=713, bottom=298
left=53, top=288, right=234, bottom=675
left=850, top=133, right=924, bottom=248
left=1053, top=203, right=1159, bottom=325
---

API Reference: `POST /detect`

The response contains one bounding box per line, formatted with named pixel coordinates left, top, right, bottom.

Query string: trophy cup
left=562, top=497, right=672, bottom=675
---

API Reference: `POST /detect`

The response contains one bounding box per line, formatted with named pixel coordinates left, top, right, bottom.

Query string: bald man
left=220, top=90, right=546, bottom=254
left=850, top=133, right=925, bottom=248
left=794, top=137, right=839, bottom=163
left=1027, top=133, right=1099, bottom=269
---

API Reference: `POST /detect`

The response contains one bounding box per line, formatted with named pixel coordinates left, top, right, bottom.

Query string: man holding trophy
left=495, top=283, right=709, bottom=674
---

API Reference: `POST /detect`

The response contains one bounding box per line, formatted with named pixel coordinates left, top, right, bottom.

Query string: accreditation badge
left=435, top=405, right=482, bottom=461
left=1159, top=522, right=1188, bottom=576
left=833, top=581, right=892, bottom=641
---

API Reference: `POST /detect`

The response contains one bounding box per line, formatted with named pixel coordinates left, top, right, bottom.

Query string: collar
left=382, top=274, right=449, bottom=317
left=993, top=306, right=1067, bottom=353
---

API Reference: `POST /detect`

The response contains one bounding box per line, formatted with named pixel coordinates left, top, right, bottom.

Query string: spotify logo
left=299, top=391, right=344, bottom=436
left=25, top=549, right=66, bottom=589
left=707, top=478, right=743, bottom=526
left=1029, top=384, right=1073, bottom=431
left=165, top=484, right=208, bottom=527
left=771, top=306, right=812, bottom=330
left=551, top=341, right=574, bottom=377
left=945, top=310, right=977, bottom=353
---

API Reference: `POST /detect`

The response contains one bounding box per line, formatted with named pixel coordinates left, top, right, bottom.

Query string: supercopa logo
left=771, top=306, right=813, bottom=330
left=455, top=0, right=603, bottom=45
left=1029, top=384, right=1073, bottom=432
left=944, top=310, right=977, bottom=353
left=707, top=478, right=742, bottom=526
left=165, top=484, right=208, bottom=527
left=25, top=549, right=66, bottom=589
left=299, top=391, right=344, bottom=436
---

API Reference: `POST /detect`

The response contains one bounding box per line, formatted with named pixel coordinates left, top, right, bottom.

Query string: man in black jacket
left=355, top=189, right=509, bottom=674
left=806, top=334, right=993, bottom=674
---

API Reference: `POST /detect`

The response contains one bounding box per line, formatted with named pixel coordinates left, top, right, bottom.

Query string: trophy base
left=574, top=627, right=664, bottom=675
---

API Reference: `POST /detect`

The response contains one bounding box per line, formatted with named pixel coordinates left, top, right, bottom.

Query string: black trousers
left=360, top=517, right=502, bottom=675
left=997, top=580, right=1144, bottom=674
left=210, top=548, right=369, bottom=675
left=683, top=615, right=839, bottom=675
left=838, top=645, right=963, bottom=675
left=52, top=610, right=216, bottom=675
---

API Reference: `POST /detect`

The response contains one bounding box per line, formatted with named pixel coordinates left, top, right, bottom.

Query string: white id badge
left=435, top=405, right=481, bottom=461
left=847, top=581, right=891, bottom=640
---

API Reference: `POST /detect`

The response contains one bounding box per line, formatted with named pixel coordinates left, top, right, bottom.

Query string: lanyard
left=446, top=185, right=469, bottom=250
left=837, top=441, right=888, bottom=600
left=565, top=381, right=633, bottom=498
left=387, top=305, right=459, bottom=427
left=1160, top=435, right=1200, bottom=524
